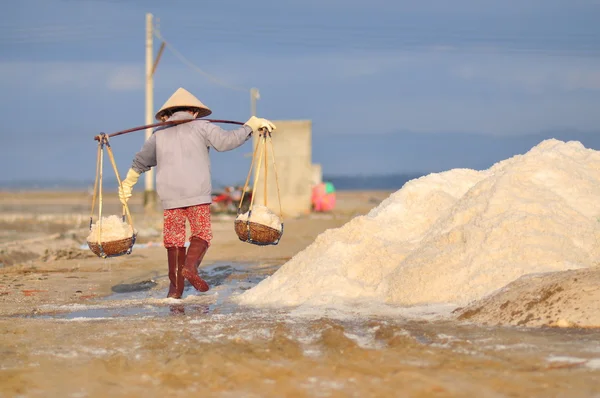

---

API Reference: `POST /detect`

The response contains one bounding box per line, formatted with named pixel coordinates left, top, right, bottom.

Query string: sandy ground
left=454, top=267, right=600, bottom=328
left=0, top=190, right=386, bottom=316
left=1, top=190, right=600, bottom=397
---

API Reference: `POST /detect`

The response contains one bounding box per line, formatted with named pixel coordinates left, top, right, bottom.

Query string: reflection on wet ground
left=15, top=262, right=277, bottom=320
left=3, top=262, right=600, bottom=397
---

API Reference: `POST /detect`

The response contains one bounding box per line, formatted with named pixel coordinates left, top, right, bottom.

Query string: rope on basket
left=236, top=129, right=284, bottom=245
left=88, top=134, right=137, bottom=258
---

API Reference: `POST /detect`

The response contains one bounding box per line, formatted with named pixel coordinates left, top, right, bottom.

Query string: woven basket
left=234, top=220, right=282, bottom=245
left=87, top=235, right=136, bottom=258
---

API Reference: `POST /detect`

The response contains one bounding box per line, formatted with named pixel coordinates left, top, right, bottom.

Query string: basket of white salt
left=87, top=133, right=137, bottom=258
left=87, top=215, right=137, bottom=258
left=234, top=126, right=284, bottom=245
left=235, top=205, right=283, bottom=245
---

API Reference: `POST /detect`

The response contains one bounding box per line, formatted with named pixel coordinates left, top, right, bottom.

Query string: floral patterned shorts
left=163, top=204, right=212, bottom=248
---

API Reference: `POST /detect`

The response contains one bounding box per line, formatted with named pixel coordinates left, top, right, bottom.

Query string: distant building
left=252, top=120, right=313, bottom=217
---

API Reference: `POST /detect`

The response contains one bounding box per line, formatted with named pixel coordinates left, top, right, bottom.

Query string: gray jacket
left=131, top=111, right=252, bottom=209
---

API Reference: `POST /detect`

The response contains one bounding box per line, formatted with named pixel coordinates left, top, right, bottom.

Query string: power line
left=161, top=31, right=600, bottom=57
left=149, top=19, right=600, bottom=57
left=153, top=28, right=249, bottom=93
left=0, top=33, right=131, bottom=44
left=0, top=24, right=136, bottom=44
left=1, top=21, right=598, bottom=57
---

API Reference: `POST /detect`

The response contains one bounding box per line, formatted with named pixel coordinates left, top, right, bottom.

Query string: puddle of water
left=31, top=262, right=276, bottom=319
left=35, top=305, right=201, bottom=319
left=111, top=280, right=158, bottom=293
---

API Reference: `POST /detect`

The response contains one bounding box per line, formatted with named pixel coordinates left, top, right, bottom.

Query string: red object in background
left=211, top=186, right=251, bottom=214
left=212, top=192, right=231, bottom=204
left=312, top=183, right=336, bottom=212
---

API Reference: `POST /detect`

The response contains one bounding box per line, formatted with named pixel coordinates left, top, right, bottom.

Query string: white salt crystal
left=236, top=205, right=282, bottom=231
left=238, top=139, right=600, bottom=308
left=87, top=215, right=135, bottom=243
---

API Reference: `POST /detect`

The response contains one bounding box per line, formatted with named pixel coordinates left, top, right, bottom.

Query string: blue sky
left=1, top=0, right=600, bottom=187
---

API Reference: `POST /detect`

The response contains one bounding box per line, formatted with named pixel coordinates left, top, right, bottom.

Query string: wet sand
left=1, top=190, right=599, bottom=397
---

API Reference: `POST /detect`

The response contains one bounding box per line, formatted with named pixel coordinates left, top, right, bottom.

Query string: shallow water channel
left=30, top=262, right=264, bottom=319
left=3, top=262, right=600, bottom=397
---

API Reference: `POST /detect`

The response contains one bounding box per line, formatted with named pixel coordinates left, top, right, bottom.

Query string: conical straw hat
left=155, top=87, right=212, bottom=121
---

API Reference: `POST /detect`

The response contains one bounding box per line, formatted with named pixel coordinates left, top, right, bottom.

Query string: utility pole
left=250, top=88, right=260, bottom=117
left=144, top=13, right=157, bottom=213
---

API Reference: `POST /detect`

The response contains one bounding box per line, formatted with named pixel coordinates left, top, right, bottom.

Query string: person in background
left=311, top=182, right=336, bottom=212
left=118, top=87, right=276, bottom=299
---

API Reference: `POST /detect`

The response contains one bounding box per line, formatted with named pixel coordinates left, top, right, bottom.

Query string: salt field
left=2, top=140, right=600, bottom=397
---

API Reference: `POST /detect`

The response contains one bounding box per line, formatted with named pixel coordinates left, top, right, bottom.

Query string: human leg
left=163, top=208, right=187, bottom=298
left=181, top=204, right=212, bottom=292
left=187, top=203, right=213, bottom=245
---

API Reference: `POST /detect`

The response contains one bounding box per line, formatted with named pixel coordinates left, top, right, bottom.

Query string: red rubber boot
left=181, top=237, right=210, bottom=292
left=167, top=247, right=186, bottom=299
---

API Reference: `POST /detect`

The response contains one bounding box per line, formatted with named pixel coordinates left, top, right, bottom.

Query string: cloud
left=565, top=69, right=600, bottom=91
left=107, top=66, right=145, bottom=91
left=212, top=48, right=600, bottom=135
left=217, top=47, right=600, bottom=96
left=453, top=53, right=600, bottom=93
left=0, top=61, right=144, bottom=92
left=2, top=44, right=599, bottom=139
left=29, top=47, right=592, bottom=136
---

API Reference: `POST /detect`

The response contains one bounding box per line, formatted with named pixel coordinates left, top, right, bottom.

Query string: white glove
left=118, top=169, right=140, bottom=205
left=244, top=116, right=277, bottom=133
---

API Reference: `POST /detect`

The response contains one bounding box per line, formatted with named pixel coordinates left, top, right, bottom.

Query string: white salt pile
left=87, top=215, right=135, bottom=243
left=236, top=205, right=282, bottom=231
left=238, top=139, right=600, bottom=308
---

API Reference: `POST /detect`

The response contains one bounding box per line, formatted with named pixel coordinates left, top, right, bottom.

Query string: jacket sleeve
left=131, top=133, right=157, bottom=173
left=202, top=123, right=253, bottom=152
